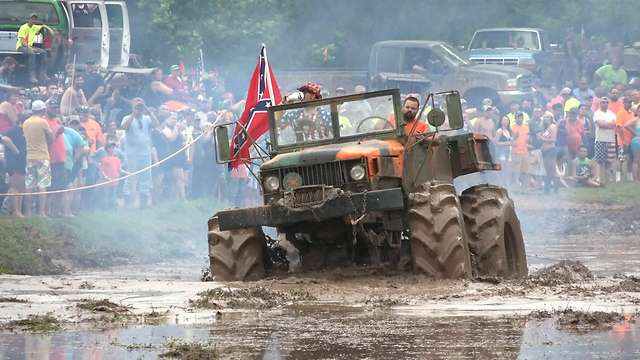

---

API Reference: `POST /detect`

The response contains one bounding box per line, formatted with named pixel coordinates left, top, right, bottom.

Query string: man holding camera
left=279, top=83, right=332, bottom=141
left=121, top=98, right=159, bottom=208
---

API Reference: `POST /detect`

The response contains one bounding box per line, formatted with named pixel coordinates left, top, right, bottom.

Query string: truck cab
left=370, top=40, right=534, bottom=110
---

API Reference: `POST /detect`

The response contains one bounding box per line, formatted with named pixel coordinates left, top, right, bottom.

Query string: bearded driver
left=279, top=83, right=332, bottom=141
left=402, top=96, right=429, bottom=133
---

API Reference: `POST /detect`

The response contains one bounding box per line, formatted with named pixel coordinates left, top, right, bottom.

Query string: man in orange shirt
left=615, top=97, right=635, bottom=181
left=510, top=111, right=530, bottom=193
left=77, top=105, right=104, bottom=210
left=607, top=88, right=624, bottom=115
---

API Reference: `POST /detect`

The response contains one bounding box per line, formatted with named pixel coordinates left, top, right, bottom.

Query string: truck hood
left=263, top=139, right=404, bottom=169
left=464, top=49, right=538, bottom=58
left=468, top=64, right=531, bottom=78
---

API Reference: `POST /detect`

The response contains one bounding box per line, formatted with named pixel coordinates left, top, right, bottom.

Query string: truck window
left=0, top=3, right=59, bottom=25
left=377, top=47, right=399, bottom=73
left=72, top=3, right=102, bottom=28
left=470, top=31, right=541, bottom=51
left=404, top=48, right=433, bottom=72
left=106, top=4, right=124, bottom=28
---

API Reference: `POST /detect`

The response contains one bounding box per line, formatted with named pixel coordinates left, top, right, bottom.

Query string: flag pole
left=200, top=49, right=205, bottom=71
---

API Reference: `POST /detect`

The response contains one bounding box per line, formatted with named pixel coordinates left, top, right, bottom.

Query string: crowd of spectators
left=0, top=59, right=258, bottom=217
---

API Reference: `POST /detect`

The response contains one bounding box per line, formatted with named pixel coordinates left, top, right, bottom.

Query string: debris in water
left=530, top=260, right=593, bottom=286
left=555, top=309, right=627, bottom=334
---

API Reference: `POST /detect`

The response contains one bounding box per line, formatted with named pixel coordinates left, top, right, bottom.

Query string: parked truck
left=0, top=0, right=130, bottom=85
left=275, top=40, right=534, bottom=111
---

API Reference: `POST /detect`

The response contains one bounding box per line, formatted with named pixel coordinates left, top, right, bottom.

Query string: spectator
left=23, top=100, right=63, bottom=218
left=61, top=117, right=86, bottom=217
left=603, top=35, right=624, bottom=65
left=335, top=87, right=346, bottom=97
left=77, top=105, right=104, bottom=210
left=510, top=111, right=530, bottom=193
left=107, top=74, right=140, bottom=122
left=44, top=82, right=62, bottom=105
left=165, top=65, right=189, bottom=103
left=594, top=58, right=627, bottom=92
left=42, top=100, right=68, bottom=217
left=69, top=126, right=90, bottom=214
left=616, top=97, right=635, bottom=181
left=555, top=151, right=570, bottom=189
left=506, top=101, right=529, bottom=125
left=583, top=36, right=602, bottom=83
left=162, top=113, right=188, bottom=201
left=83, top=59, right=105, bottom=108
left=494, top=116, right=514, bottom=189
left=607, top=88, right=623, bottom=115
left=121, top=98, right=159, bottom=208
left=1, top=112, right=29, bottom=217
left=563, top=27, right=579, bottom=87
left=0, top=88, right=20, bottom=134
left=573, top=77, right=596, bottom=103
left=151, top=113, right=171, bottom=204
left=565, top=107, right=586, bottom=175
left=14, top=87, right=27, bottom=113
left=623, top=107, right=640, bottom=182
left=553, top=103, right=567, bottom=158
left=546, top=85, right=563, bottom=112
left=60, top=75, right=88, bottom=116
left=528, top=104, right=545, bottom=188
left=538, top=111, right=558, bottom=194
left=631, top=90, right=640, bottom=113
left=0, top=56, right=17, bottom=85
left=570, top=145, right=603, bottom=187
left=521, top=98, right=533, bottom=117
left=474, top=105, right=495, bottom=140
left=99, top=143, right=128, bottom=211
left=16, top=13, right=53, bottom=83
left=562, top=87, right=580, bottom=117
left=593, top=96, right=617, bottom=183
left=145, top=68, right=172, bottom=108
left=91, top=134, right=126, bottom=168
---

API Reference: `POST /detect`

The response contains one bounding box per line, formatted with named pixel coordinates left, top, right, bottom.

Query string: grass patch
left=517, top=181, right=640, bottom=206
left=0, top=297, right=29, bottom=303
left=0, top=199, right=228, bottom=275
left=2, top=314, right=62, bottom=333
left=190, top=286, right=316, bottom=309
left=159, top=341, right=222, bottom=359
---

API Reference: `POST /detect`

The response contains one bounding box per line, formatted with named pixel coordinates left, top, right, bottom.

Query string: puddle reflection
left=0, top=309, right=639, bottom=359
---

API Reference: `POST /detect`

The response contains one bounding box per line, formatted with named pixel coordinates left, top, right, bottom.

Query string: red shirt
left=43, top=116, right=66, bottom=163
left=100, top=155, right=121, bottom=187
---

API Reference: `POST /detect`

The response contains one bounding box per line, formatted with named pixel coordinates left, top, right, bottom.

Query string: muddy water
left=0, top=310, right=638, bottom=359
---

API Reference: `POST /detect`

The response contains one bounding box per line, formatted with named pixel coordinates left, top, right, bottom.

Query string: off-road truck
left=208, top=89, right=527, bottom=281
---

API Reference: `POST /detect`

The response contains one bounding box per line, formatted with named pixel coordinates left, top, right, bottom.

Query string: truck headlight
left=518, top=57, right=536, bottom=68
left=505, top=78, right=518, bottom=91
left=263, top=176, right=280, bottom=192
left=349, top=164, right=366, bottom=181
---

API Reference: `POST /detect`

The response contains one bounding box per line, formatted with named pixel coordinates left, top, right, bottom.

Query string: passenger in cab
left=279, top=83, right=332, bottom=141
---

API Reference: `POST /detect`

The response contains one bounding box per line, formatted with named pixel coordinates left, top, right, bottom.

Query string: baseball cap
left=482, top=105, right=492, bottom=111
left=32, top=100, right=46, bottom=111
left=335, top=87, right=346, bottom=94
left=29, top=13, right=38, bottom=19
left=461, top=98, right=467, bottom=104
left=600, top=96, right=610, bottom=102
left=46, top=99, right=59, bottom=107
left=515, top=110, right=524, bottom=117
left=85, top=59, right=95, bottom=65
left=170, top=65, right=180, bottom=72
left=561, top=87, right=572, bottom=94
left=482, top=98, right=492, bottom=106
left=77, top=106, right=90, bottom=113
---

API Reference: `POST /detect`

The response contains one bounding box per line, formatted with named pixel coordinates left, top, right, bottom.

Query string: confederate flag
left=229, top=45, right=281, bottom=169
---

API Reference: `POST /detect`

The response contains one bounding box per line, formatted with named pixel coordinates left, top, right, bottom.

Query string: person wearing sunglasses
left=593, top=96, right=617, bottom=183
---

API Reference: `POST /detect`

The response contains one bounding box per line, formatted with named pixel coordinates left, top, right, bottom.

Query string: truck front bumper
left=217, top=188, right=405, bottom=231
left=497, top=90, right=535, bottom=106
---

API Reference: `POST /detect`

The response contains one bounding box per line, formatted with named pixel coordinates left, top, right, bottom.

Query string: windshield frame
left=268, top=89, right=403, bottom=153
left=468, top=30, right=542, bottom=51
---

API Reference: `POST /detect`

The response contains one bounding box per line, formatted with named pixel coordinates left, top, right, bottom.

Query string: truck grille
left=276, top=161, right=346, bottom=188
left=471, top=58, right=519, bottom=66
left=517, top=74, right=533, bottom=92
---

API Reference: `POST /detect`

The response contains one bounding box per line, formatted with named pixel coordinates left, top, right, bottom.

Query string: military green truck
left=207, top=89, right=527, bottom=281
left=274, top=40, right=534, bottom=111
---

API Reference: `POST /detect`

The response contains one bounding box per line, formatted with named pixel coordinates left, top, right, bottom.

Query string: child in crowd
left=99, top=143, right=128, bottom=211
left=569, top=145, right=605, bottom=187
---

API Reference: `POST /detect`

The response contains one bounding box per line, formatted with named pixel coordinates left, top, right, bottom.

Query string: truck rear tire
left=408, top=181, right=472, bottom=279
left=207, top=216, right=266, bottom=281
left=459, top=185, right=528, bottom=278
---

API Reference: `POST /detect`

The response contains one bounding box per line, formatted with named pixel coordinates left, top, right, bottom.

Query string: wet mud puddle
left=1, top=308, right=639, bottom=359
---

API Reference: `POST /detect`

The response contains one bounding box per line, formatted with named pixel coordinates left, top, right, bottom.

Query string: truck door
left=67, top=1, right=109, bottom=68
left=105, top=1, right=130, bottom=67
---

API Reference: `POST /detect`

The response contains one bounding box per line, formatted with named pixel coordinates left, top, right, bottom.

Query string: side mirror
left=445, top=92, right=464, bottom=130
left=215, top=125, right=231, bottom=163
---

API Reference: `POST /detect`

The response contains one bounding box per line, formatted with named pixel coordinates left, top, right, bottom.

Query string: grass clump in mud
left=604, top=275, right=640, bottom=293
left=555, top=309, right=629, bottom=334
left=160, top=340, right=222, bottom=359
left=529, top=260, right=593, bottom=286
left=190, top=286, right=316, bottom=309
left=76, top=298, right=130, bottom=313
left=0, top=296, right=29, bottom=303
left=2, top=314, right=62, bottom=333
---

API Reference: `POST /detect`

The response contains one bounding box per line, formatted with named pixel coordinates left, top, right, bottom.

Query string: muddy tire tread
left=207, top=216, right=265, bottom=281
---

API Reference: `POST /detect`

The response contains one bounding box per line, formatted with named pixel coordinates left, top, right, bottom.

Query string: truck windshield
left=432, top=43, right=470, bottom=67
left=273, top=92, right=397, bottom=147
left=0, top=3, right=60, bottom=26
left=469, top=30, right=540, bottom=50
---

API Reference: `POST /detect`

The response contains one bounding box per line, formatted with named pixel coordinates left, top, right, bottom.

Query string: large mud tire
left=408, top=181, right=472, bottom=279
left=207, top=216, right=266, bottom=281
left=459, top=185, right=528, bottom=278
